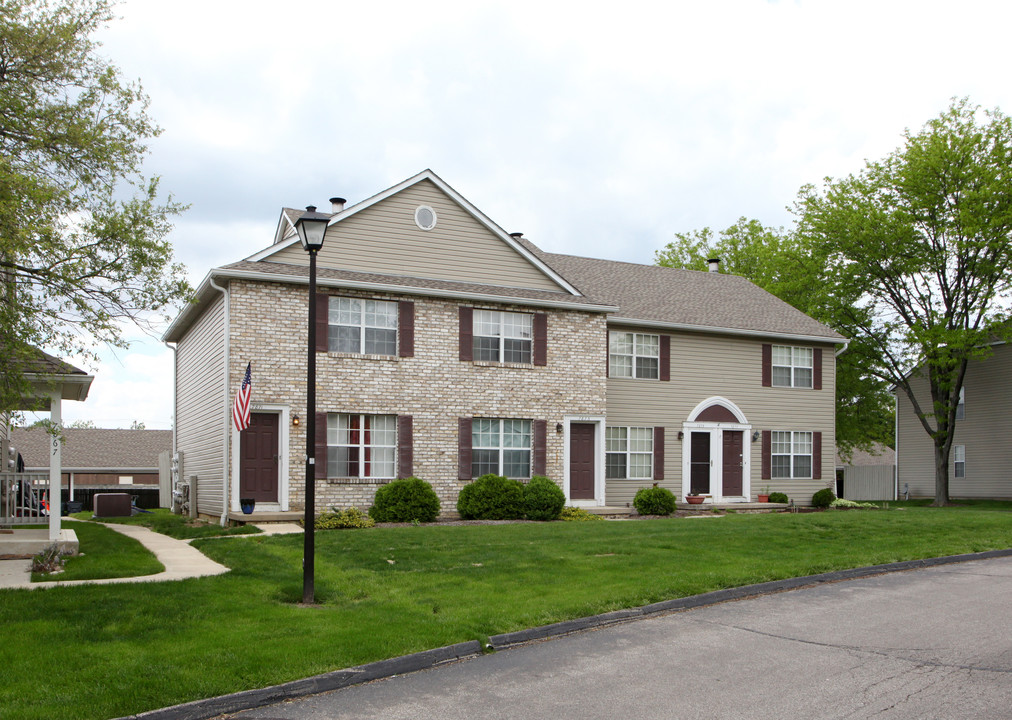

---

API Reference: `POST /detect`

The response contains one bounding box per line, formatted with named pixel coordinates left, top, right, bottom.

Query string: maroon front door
left=240, top=412, right=279, bottom=503
left=722, top=430, right=743, bottom=496
left=569, top=423, right=596, bottom=500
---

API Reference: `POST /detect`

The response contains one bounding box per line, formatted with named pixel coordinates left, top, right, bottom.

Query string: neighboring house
left=835, top=443, right=895, bottom=501
left=896, top=341, right=1012, bottom=500
left=10, top=428, right=171, bottom=490
left=162, top=170, right=844, bottom=520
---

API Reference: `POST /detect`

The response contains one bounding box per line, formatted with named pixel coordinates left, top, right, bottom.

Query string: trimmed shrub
left=523, top=476, right=566, bottom=521
left=812, top=488, right=836, bottom=508
left=369, top=477, right=441, bottom=523
left=633, top=485, right=677, bottom=516
left=768, top=491, right=789, bottom=504
left=456, top=474, right=525, bottom=520
left=559, top=506, right=604, bottom=522
left=315, top=507, right=375, bottom=529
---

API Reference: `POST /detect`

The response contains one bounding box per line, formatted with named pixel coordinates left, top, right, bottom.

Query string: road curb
left=487, top=548, right=1012, bottom=649
left=119, top=548, right=1012, bottom=719
left=120, top=641, right=482, bottom=720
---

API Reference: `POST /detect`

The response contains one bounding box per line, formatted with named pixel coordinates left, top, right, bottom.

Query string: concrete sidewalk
left=0, top=521, right=303, bottom=590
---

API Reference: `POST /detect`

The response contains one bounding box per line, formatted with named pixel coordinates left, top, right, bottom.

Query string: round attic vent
left=414, top=205, right=437, bottom=231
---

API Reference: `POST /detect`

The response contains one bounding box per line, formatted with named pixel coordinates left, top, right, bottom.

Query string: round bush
left=456, top=474, right=525, bottom=520
left=523, top=476, right=566, bottom=521
left=633, top=485, right=677, bottom=516
left=812, top=488, right=836, bottom=508
left=369, top=477, right=441, bottom=523
left=768, top=491, right=789, bottom=504
left=314, top=507, right=375, bottom=530
left=559, top=506, right=604, bottom=522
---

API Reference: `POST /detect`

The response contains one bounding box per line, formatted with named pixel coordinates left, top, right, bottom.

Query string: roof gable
left=254, top=170, right=577, bottom=295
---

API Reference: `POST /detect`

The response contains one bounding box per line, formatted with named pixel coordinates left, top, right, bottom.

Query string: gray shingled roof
left=24, top=348, right=88, bottom=377
left=10, top=428, right=172, bottom=471
left=543, top=252, right=845, bottom=341
left=218, top=260, right=610, bottom=308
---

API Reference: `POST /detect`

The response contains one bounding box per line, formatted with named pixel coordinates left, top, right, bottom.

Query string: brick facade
left=227, top=279, right=607, bottom=514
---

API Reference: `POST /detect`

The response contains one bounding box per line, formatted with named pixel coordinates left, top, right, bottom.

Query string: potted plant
left=686, top=493, right=706, bottom=505
left=757, top=486, right=770, bottom=503
left=240, top=497, right=256, bottom=514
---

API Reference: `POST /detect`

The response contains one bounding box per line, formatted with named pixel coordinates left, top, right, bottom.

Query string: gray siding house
left=896, top=342, right=1012, bottom=500
left=163, top=170, right=843, bottom=520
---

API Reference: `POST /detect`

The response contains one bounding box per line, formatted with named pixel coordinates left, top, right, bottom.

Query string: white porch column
left=49, top=391, right=62, bottom=542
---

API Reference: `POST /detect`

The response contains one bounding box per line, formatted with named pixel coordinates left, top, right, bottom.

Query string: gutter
left=834, top=339, right=850, bottom=357
left=609, top=316, right=845, bottom=346
left=209, top=277, right=231, bottom=527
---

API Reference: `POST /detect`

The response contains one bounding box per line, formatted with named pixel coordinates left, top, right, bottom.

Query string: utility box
left=93, top=493, right=132, bottom=518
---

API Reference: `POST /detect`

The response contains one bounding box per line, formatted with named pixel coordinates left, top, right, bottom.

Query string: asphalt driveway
left=224, top=555, right=1012, bottom=720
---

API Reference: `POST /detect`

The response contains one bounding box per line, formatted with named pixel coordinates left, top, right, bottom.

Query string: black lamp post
left=294, top=204, right=330, bottom=605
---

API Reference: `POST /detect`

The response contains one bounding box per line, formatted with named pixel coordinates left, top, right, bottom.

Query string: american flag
left=232, top=362, right=252, bottom=432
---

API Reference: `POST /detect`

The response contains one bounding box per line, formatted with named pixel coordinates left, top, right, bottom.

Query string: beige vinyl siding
left=896, top=343, right=1012, bottom=499
left=605, top=329, right=837, bottom=506
left=175, top=293, right=226, bottom=516
left=271, top=180, right=567, bottom=293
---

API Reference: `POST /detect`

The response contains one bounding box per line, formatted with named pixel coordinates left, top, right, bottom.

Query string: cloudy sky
left=41, top=0, right=1012, bottom=429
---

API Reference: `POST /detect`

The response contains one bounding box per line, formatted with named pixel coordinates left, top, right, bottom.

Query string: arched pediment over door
left=682, top=397, right=752, bottom=502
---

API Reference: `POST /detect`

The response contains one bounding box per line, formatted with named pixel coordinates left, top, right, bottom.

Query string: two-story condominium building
left=163, top=170, right=844, bottom=522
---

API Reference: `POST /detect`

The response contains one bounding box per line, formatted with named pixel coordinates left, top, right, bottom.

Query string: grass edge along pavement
left=126, top=547, right=1012, bottom=720
left=2, top=504, right=1011, bottom=720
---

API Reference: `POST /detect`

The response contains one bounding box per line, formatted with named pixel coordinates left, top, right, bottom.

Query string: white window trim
left=954, top=444, right=965, bottom=478
left=956, top=387, right=965, bottom=420
left=328, top=413, right=397, bottom=479
left=772, top=345, right=813, bottom=388
left=609, top=331, right=660, bottom=379
left=771, top=430, right=814, bottom=480
left=471, top=418, right=532, bottom=479
left=605, top=426, right=654, bottom=480
left=473, top=309, right=533, bottom=364
left=328, top=297, right=399, bottom=356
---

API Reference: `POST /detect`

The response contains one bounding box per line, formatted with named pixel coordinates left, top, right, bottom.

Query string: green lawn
left=72, top=508, right=261, bottom=539
left=32, top=520, right=164, bottom=582
left=2, top=506, right=1011, bottom=720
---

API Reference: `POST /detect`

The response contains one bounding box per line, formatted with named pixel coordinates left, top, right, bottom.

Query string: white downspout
left=209, top=277, right=231, bottom=527
left=163, top=340, right=177, bottom=463
left=834, top=339, right=850, bottom=357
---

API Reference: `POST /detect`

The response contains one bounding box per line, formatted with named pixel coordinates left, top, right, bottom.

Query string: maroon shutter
left=397, top=415, right=413, bottom=478
left=458, top=417, right=472, bottom=480
left=315, top=412, right=328, bottom=479
left=533, top=313, right=548, bottom=366
left=315, top=294, right=329, bottom=352
left=761, top=430, right=771, bottom=480
left=813, top=431, right=822, bottom=479
left=659, top=335, right=671, bottom=381
left=813, top=348, right=823, bottom=390
left=761, top=344, right=772, bottom=387
left=398, top=301, right=414, bottom=358
left=533, top=419, right=547, bottom=476
left=459, top=307, right=473, bottom=361
left=653, top=426, right=665, bottom=480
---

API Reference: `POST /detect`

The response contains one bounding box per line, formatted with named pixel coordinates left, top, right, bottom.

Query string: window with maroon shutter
left=762, top=344, right=772, bottom=387
left=398, top=301, right=414, bottom=358
left=533, top=313, right=548, bottom=366
left=315, top=295, right=329, bottom=353
left=457, top=417, right=472, bottom=479
left=397, top=415, right=413, bottom=478
left=813, top=348, right=823, bottom=390
left=659, top=336, right=671, bottom=382
left=653, top=426, right=665, bottom=479
left=458, top=308, right=473, bottom=362
left=813, top=431, right=822, bottom=478
left=761, top=430, right=771, bottom=480
left=315, top=412, right=328, bottom=479
left=533, top=420, right=547, bottom=475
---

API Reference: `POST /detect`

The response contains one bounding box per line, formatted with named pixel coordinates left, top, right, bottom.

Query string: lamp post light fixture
left=294, top=204, right=330, bottom=605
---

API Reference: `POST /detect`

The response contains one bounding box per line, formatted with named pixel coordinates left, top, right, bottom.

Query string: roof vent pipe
left=707, top=258, right=720, bottom=273
left=329, top=197, right=346, bottom=213
left=509, top=232, right=524, bottom=239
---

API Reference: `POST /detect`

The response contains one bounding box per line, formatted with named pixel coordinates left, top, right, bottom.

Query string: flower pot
left=240, top=498, right=256, bottom=514
left=686, top=495, right=705, bottom=505
left=757, top=494, right=770, bottom=503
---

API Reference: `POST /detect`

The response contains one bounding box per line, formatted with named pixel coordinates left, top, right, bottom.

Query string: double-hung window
left=610, top=331, right=659, bottom=379
left=471, top=418, right=531, bottom=478
left=772, top=346, right=813, bottom=388
left=956, top=387, right=965, bottom=420
left=771, top=431, right=813, bottom=479
left=605, top=427, right=653, bottom=479
left=329, top=297, right=398, bottom=355
left=954, top=445, right=965, bottom=478
left=473, top=310, right=532, bottom=363
left=327, top=413, right=396, bottom=478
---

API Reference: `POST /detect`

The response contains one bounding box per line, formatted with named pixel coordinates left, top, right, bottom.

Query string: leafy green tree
left=796, top=99, right=1012, bottom=505
left=655, top=218, right=895, bottom=456
left=0, top=0, right=190, bottom=413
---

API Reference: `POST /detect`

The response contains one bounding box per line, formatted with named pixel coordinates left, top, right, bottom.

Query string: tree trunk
left=933, top=438, right=951, bottom=507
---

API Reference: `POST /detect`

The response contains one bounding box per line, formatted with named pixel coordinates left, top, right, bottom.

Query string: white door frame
left=563, top=415, right=605, bottom=506
left=680, top=397, right=752, bottom=503
left=230, top=403, right=291, bottom=512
